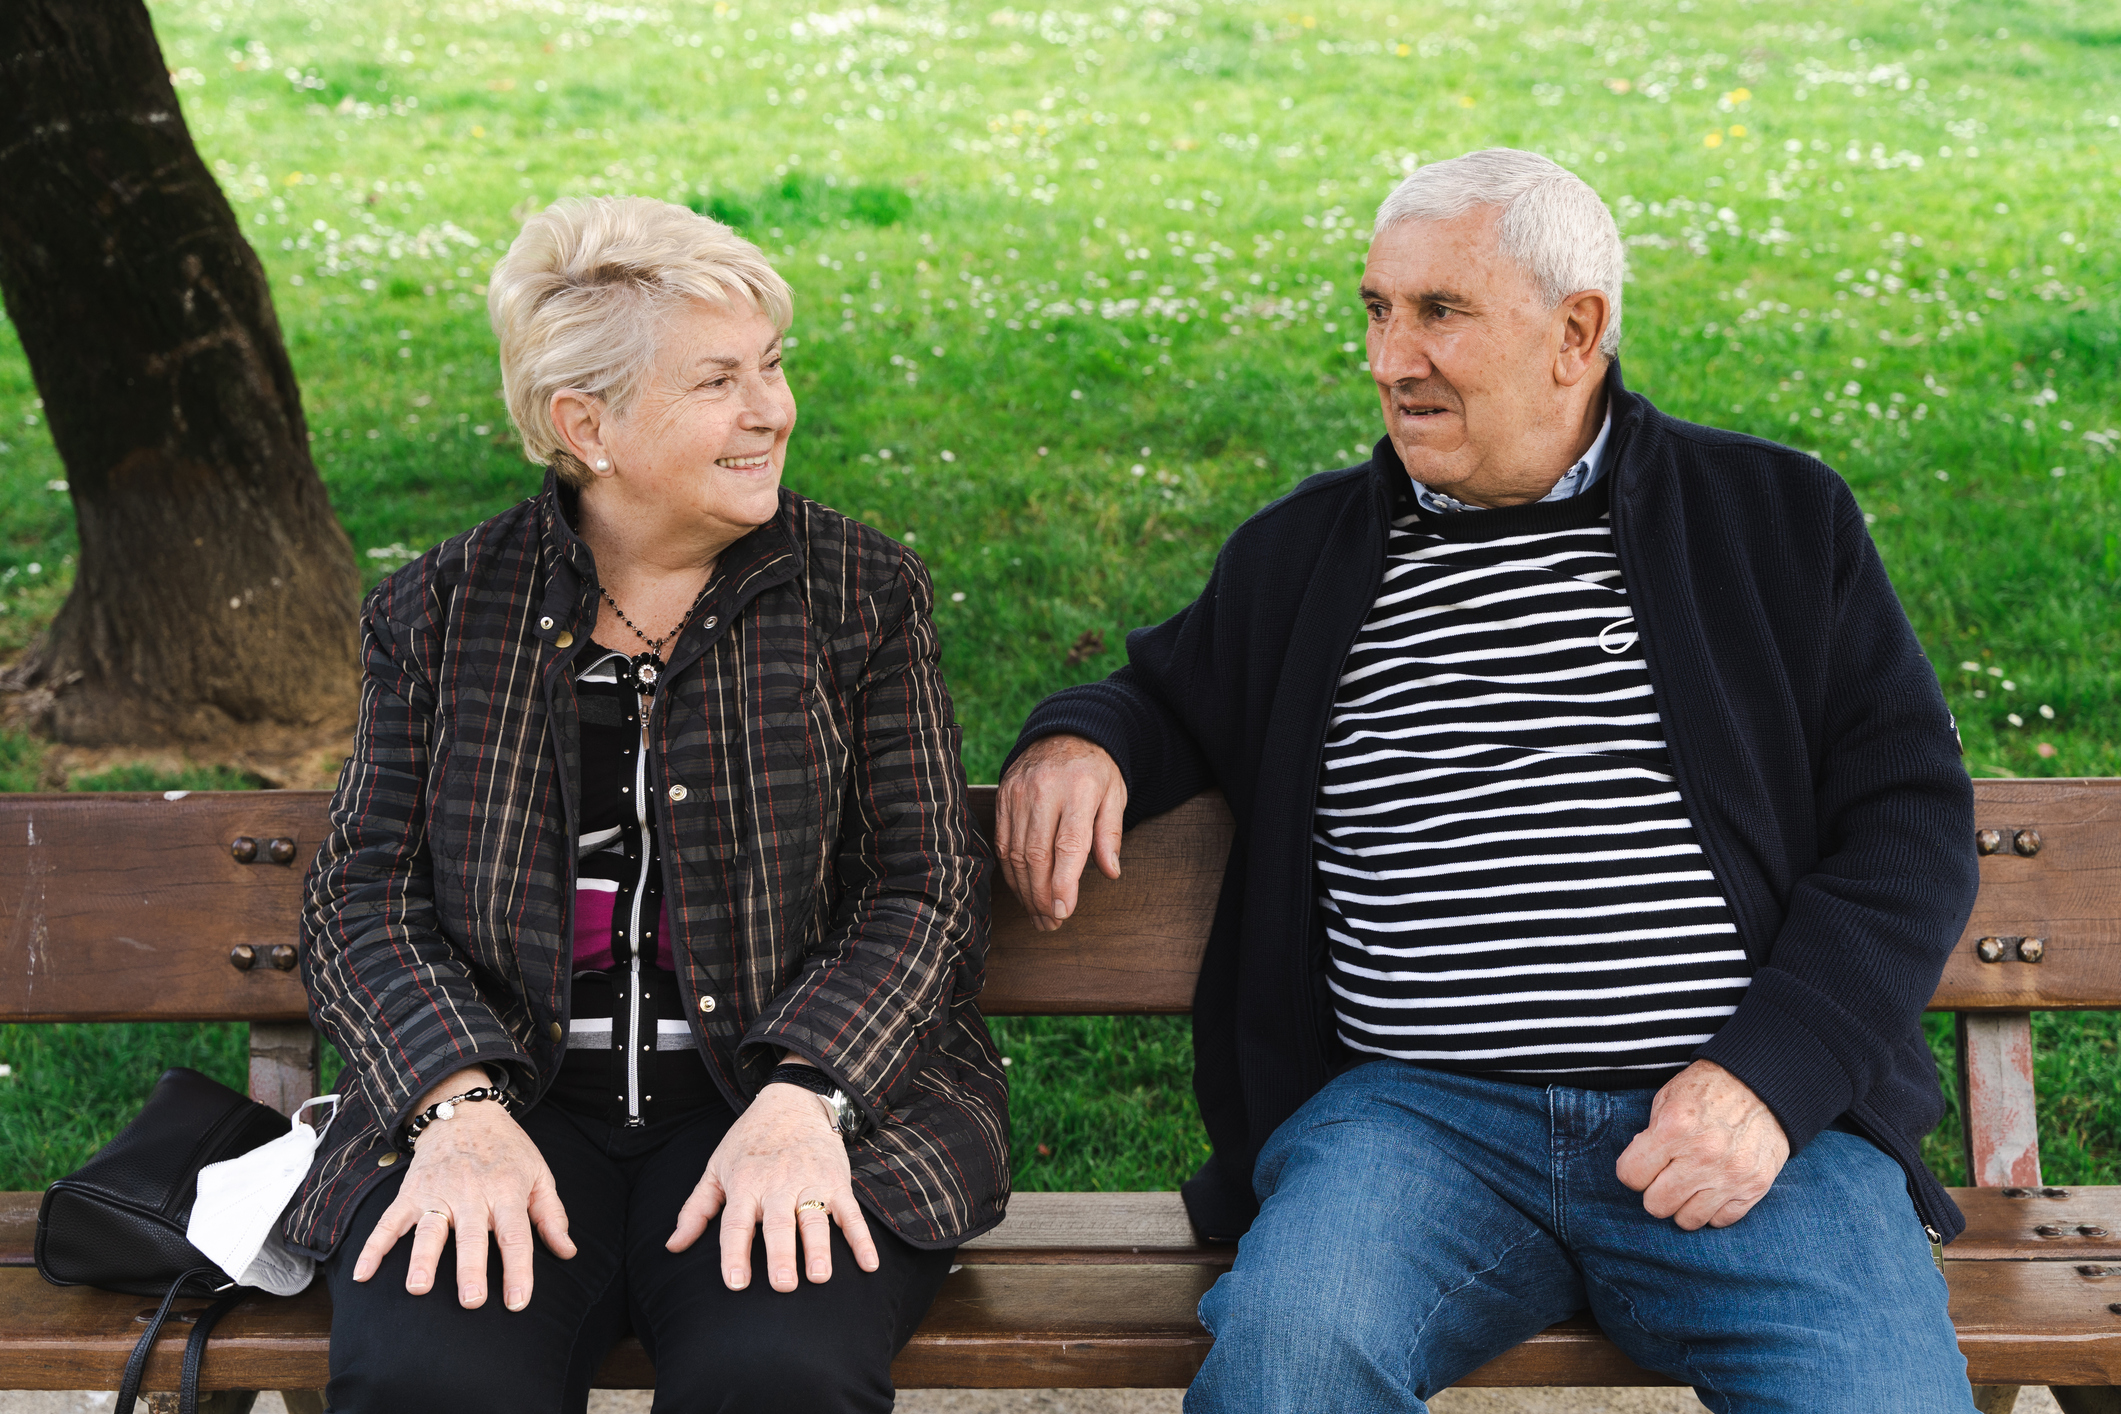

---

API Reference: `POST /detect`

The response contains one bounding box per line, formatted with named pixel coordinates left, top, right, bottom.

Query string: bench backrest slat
left=1943, top=778, right=2121, bottom=1009
left=0, top=780, right=2112, bottom=1022
left=0, top=792, right=319, bottom=1022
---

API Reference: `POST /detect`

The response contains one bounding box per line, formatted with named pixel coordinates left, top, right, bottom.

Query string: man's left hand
left=1615, top=1059, right=1790, bottom=1231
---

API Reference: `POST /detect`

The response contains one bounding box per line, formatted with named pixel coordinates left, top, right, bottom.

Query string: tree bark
left=0, top=0, right=357, bottom=746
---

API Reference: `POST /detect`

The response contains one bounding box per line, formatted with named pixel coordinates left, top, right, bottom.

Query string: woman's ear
left=550, top=389, right=612, bottom=475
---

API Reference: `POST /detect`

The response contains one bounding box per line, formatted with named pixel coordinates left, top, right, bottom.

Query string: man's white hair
left=1374, top=149, right=1625, bottom=356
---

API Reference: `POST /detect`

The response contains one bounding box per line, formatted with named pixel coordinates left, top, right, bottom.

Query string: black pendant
left=623, top=653, right=664, bottom=695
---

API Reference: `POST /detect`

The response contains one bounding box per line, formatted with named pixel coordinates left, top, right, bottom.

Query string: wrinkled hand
left=351, top=1067, right=575, bottom=1310
left=1615, top=1059, right=1790, bottom=1230
left=668, top=1081, right=879, bottom=1292
left=994, top=733, right=1127, bottom=932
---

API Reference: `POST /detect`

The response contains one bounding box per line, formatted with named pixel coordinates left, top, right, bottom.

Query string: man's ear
left=1553, top=290, right=1611, bottom=387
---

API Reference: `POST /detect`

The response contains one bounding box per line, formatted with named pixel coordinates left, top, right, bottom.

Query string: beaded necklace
left=598, top=576, right=713, bottom=695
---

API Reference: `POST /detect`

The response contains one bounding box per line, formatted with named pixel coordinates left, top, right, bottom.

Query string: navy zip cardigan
left=1008, top=364, right=1980, bottom=1243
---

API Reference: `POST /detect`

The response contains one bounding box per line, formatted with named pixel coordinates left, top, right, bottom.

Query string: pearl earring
left=595, top=458, right=610, bottom=471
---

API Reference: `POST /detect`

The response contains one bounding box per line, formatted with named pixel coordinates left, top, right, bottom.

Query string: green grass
left=1, top=0, right=2118, bottom=1192
left=0, top=1023, right=249, bottom=1190
left=993, top=1016, right=1210, bottom=1190
left=69, top=761, right=268, bottom=792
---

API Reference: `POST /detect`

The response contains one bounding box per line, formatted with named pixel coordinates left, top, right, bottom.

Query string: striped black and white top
left=1315, top=474, right=1750, bottom=1089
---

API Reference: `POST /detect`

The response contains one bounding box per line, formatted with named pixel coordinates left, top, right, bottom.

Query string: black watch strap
left=767, top=1063, right=862, bottom=1138
left=767, top=1063, right=838, bottom=1099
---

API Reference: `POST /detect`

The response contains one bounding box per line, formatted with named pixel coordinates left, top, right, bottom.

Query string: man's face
left=1361, top=210, right=1580, bottom=504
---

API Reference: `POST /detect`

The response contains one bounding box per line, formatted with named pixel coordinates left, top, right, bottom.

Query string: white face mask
left=186, top=1095, right=338, bottom=1296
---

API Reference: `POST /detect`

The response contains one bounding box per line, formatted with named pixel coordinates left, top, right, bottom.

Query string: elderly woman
left=288, top=195, right=1008, bottom=1413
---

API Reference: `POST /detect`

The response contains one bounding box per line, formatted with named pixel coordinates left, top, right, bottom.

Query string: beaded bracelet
left=403, top=1084, right=517, bottom=1150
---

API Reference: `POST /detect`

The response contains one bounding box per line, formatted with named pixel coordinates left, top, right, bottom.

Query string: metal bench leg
left=1972, top=1388, right=2021, bottom=1414
left=2053, top=1390, right=2121, bottom=1414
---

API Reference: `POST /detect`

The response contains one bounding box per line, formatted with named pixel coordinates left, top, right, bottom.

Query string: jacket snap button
left=539, top=616, right=554, bottom=630
left=376, top=1151, right=399, bottom=1167
left=698, top=995, right=716, bottom=1014
left=668, top=783, right=689, bottom=803
left=554, top=629, right=574, bottom=648
left=705, top=615, right=718, bottom=629
left=548, top=1021, right=564, bottom=1042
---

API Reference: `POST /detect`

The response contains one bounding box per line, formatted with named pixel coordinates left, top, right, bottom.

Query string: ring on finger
left=796, top=1199, right=830, bottom=1214
left=421, top=1209, right=450, bottom=1220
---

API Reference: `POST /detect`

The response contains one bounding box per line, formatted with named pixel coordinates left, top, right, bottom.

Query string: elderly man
left=995, top=149, right=1979, bottom=1411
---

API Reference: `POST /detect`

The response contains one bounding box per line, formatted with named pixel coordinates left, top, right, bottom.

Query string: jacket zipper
left=624, top=697, right=653, bottom=1126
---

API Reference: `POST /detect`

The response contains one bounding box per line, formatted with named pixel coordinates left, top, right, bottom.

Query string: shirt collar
left=1408, top=404, right=1614, bottom=516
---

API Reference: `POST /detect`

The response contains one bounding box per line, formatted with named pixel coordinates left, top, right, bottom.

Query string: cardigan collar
left=1368, top=359, right=1647, bottom=512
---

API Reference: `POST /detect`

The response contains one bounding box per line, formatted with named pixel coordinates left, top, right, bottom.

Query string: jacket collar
left=530, top=468, right=806, bottom=649
left=534, top=471, right=595, bottom=646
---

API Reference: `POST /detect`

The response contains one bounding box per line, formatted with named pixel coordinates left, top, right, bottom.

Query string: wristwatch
left=767, top=1063, right=862, bottom=1138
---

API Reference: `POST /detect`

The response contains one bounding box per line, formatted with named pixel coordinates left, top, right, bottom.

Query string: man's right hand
left=350, top=1067, right=575, bottom=1311
left=995, top=734, right=1127, bottom=932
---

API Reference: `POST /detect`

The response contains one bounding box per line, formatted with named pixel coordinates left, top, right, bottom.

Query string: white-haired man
left=995, top=149, right=1981, bottom=1410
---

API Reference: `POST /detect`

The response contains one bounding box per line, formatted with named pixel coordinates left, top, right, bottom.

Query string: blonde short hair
left=488, top=196, right=795, bottom=485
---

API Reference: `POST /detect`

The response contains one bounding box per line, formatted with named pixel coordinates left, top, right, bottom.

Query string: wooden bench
left=1, top=780, right=2118, bottom=1410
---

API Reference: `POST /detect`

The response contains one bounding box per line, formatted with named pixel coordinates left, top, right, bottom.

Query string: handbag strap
left=116, top=1267, right=242, bottom=1414
left=179, top=1286, right=250, bottom=1414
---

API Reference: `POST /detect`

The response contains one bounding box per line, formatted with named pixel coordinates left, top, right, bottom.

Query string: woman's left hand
left=667, top=1081, right=880, bottom=1291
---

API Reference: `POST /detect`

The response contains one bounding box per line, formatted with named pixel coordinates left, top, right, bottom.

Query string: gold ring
left=796, top=1199, right=830, bottom=1214
left=423, top=1209, right=448, bottom=1219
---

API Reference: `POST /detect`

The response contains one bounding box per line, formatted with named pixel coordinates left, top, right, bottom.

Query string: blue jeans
left=1187, top=1061, right=1972, bottom=1414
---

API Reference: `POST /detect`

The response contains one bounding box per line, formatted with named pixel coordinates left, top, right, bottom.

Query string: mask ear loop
left=292, top=1094, right=340, bottom=1134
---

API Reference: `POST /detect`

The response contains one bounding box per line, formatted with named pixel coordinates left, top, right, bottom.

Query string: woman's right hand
left=350, top=1067, right=576, bottom=1311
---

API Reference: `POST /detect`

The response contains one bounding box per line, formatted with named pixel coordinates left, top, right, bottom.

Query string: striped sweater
left=1316, top=478, right=1750, bottom=1088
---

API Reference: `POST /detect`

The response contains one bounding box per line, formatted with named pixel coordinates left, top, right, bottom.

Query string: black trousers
left=322, top=1098, right=955, bottom=1413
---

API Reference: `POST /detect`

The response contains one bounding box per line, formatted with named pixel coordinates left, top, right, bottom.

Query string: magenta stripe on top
left=572, top=886, right=669, bottom=972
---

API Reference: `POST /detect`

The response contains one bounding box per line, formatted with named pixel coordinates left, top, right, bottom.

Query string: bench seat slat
left=3, top=1260, right=2119, bottom=1391
left=1954, top=1184, right=2121, bottom=1260
left=12, top=1188, right=2121, bottom=1270
left=957, top=1191, right=1229, bottom=1265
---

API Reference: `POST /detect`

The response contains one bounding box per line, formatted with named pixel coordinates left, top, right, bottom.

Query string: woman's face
left=565, top=299, right=796, bottom=547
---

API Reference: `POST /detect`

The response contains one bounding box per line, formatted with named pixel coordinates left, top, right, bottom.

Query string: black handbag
left=36, top=1066, right=294, bottom=1413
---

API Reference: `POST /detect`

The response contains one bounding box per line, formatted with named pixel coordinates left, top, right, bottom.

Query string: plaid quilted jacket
left=287, top=474, right=1008, bottom=1255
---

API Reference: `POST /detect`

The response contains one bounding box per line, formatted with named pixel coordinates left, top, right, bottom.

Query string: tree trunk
left=0, top=0, right=358, bottom=747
